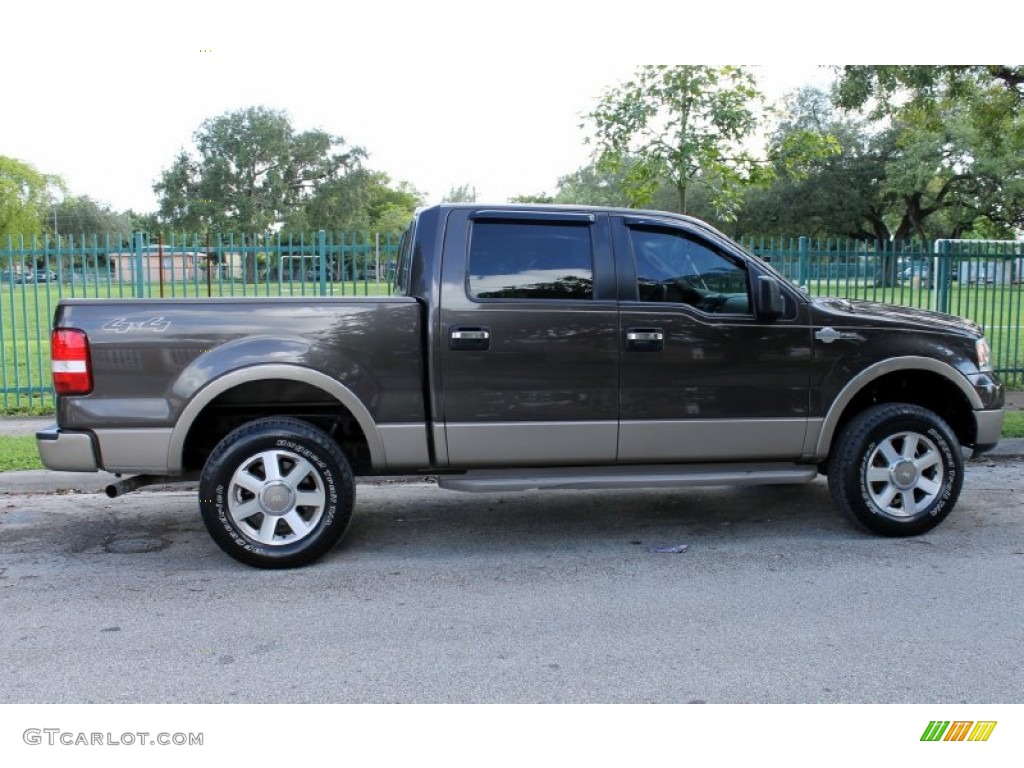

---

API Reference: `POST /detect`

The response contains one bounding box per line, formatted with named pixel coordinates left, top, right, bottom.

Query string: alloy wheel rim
left=864, top=431, right=944, bottom=518
left=227, top=449, right=326, bottom=545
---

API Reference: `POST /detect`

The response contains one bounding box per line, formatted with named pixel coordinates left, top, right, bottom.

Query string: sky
left=2, top=64, right=833, bottom=214
left=0, top=2, right=997, bottom=217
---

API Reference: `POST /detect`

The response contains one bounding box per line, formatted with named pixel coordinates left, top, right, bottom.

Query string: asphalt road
left=1, top=460, right=1022, bottom=704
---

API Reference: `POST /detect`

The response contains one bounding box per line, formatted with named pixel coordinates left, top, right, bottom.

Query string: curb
left=972, top=437, right=1024, bottom=461
left=0, top=471, right=196, bottom=496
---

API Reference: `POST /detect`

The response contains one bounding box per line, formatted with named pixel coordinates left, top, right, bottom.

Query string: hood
left=811, top=297, right=982, bottom=337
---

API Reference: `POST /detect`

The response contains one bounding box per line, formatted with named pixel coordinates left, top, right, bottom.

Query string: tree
left=154, top=106, right=365, bottom=233
left=52, top=195, right=133, bottom=240
left=0, top=156, right=63, bottom=240
left=285, top=171, right=422, bottom=233
left=553, top=162, right=633, bottom=208
left=736, top=82, right=1024, bottom=245
left=508, top=193, right=555, bottom=204
left=552, top=158, right=717, bottom=221
left=443, top=183, right=477, bottom=203
left=834, top=66, right=1024, bottom=118
left=833, top=66, right=1024, bottom=236
left=583, top=65, right=768, bottom=219
left=734, top=88, right=884, bottom=239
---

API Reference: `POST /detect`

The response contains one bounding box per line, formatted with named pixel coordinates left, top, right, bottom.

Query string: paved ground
left=2, top=459, right=1022, bottom=704
left=3, top=408, right=1022, bottom=704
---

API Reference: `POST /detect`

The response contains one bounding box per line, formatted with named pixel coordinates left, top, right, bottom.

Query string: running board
left=436, top=463, right=818, bottom=493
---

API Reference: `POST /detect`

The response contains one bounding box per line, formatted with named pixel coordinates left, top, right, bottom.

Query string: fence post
left=375, top=233, right=381, bottom=291
left=935, top=240, right=952, bottom=315
left=133, top=231, right=146, bottom=298
left=797, top=236, right=808, bottom=288
left=318, top=230, right=327, bottom=297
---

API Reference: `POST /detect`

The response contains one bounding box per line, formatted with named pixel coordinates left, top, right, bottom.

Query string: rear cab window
left=468, top=219, right=594, bottom=301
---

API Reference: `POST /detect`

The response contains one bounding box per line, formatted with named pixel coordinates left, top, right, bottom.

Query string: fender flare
left=811, top=356, right=981, bottom=458
left=167, top=363, right=385, bottom=473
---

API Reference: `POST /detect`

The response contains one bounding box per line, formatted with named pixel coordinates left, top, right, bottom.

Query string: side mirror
left=756, top=275, right=784, bottom=321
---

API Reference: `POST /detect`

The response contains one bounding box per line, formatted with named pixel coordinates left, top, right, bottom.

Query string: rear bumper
left=973, top=408, right=1005, bottom=454
left=36, top=425, right=100, bottom=472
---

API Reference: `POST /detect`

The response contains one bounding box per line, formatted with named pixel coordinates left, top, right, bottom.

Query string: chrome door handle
left=626, top=328, right=664, bottom=351
left=626, top=331, right=664, bottom=342
left=450, top=327, right=490, bottom=351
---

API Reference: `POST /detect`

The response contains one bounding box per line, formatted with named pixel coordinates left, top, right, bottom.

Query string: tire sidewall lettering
left=836, top=405, right=963, bottom=535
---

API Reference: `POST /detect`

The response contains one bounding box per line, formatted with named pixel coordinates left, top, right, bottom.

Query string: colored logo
left=921, top=721, right=997, bottom=742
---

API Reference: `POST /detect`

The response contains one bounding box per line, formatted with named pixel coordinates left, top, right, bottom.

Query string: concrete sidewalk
left=0, top=416, right=52, bottom=437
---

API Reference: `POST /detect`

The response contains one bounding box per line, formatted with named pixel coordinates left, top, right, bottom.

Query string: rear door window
left=468, top=220, right=593, bottom=300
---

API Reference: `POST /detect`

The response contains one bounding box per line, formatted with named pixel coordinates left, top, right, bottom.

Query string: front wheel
left=828, top=404, right=963, bottom=536
left=199, top=417, right=355, bottom=568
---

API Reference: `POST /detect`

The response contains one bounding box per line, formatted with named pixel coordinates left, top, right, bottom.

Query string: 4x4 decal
left=102, top=317, right=172, bottom=334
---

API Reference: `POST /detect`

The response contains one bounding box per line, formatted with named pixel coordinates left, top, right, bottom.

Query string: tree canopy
left=53, top=195, right=133, bottom=240
left=0, top=156, right=63, bottom=240
left=582, top=65, right=768, bottom=219
left=154, top=106, right=366, bottom=233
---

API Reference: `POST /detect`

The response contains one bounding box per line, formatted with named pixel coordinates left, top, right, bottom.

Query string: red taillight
left=51, top=328, right=93, bottom=395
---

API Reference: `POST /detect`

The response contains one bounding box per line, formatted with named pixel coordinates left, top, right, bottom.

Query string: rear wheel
left=199, top=417, right=355, bottom=568
left=828, top=404, right=963, bottom=536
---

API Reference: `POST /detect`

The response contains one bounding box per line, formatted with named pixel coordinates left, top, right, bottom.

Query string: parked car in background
left=34, top=269, right=58, bottom=284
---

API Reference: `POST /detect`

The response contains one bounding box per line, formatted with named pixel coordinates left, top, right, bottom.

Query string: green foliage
left=736, top=88, right=890, bottom=238
left=52, top=195, right=132, bottom=240
left=443, top=184, right=477, bottom=203
left=553, top=162, right=633, bottom=207
left=0, top=157, right=64, bottom=240
left=126, top=209, right=162, bottom=236
left=736, top=76, right=1024, bottom=243
left=508, top=193, right=555, bottom=204
left=154, top=106, right=365, bottom=233
left=287, top=170, right=422, bottom=233
left=583, top=65, right=767, bottom=219
left=553, top=158, right=718, bottom=222
left=834, top=66, right=1024, bottom=116
left=831, top=66, right=1024, bottom=237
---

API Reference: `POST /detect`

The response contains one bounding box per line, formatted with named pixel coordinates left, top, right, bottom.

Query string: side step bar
left=436, top=463, right=818, bottom=493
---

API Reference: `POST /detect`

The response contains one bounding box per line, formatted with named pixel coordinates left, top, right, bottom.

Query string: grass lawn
left=0, top=434, right=44, bottom=471
left=1002, top=409, right=1024, bottom=438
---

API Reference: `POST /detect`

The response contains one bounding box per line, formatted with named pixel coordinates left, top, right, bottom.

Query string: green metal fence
left=1, top=231, right=400, bottom=412
left=738, top=236, right=1024, bottom=390
left=2, top=232, right=1022, bottom=413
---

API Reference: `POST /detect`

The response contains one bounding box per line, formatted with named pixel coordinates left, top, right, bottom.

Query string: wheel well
left=181, top=379, right=371, bottom=473
left=831, top=370, right=976, bottom=449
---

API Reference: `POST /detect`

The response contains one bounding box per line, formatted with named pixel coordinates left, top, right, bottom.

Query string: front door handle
left=626, top=328, right=664, bottom=352
left=450, top=327, right=490, bottom=351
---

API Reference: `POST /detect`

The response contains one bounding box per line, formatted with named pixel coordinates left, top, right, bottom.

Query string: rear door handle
left=450, top=327, right=491, bottom=351
left=626, top=328, right=664, bottom=352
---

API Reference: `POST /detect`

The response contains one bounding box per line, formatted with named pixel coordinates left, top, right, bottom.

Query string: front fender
left=809, top=356, right=983, bottom=459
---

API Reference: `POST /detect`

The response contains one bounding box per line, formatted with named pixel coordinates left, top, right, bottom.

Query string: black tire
left=828, top=403, right=963, bottom=536
left=199, top=417, right=355, bottom=568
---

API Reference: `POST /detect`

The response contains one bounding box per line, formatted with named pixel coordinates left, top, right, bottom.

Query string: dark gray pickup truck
left=37, top=204, right=1005, bottom=567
